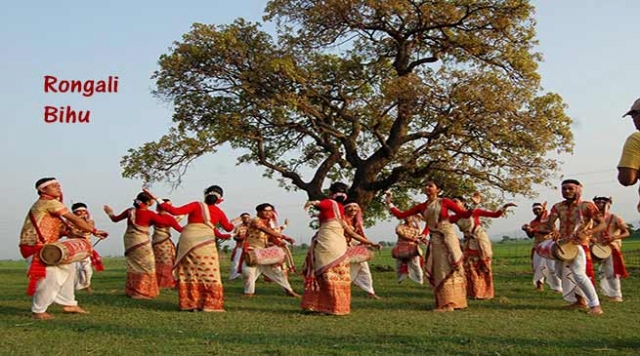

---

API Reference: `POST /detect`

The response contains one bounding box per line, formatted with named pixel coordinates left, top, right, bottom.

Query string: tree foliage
left=122, top=0, right=573, bottom=224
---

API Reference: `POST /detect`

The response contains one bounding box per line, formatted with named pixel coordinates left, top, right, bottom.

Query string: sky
left=1, top=1, right=639, bottom=260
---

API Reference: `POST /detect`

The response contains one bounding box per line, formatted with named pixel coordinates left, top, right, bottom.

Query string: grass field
left=1, top=240, right=640, bottom=355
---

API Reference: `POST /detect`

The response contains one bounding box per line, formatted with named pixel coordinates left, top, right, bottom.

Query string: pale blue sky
left=1, top=1, right=638, bottom=259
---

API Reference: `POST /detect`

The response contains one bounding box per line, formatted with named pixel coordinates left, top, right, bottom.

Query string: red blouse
left=160, top=201, right=233, bottom=232
left=390, top=198, right=472, bottom=222
left=317, top=199, right=345, bottom=223
left=110, top=208, right=182, bottom=231
left=449, top=208, right=503, bottom=225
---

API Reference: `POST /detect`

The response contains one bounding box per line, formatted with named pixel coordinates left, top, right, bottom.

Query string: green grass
left=1, top=240, right=640, bottom=355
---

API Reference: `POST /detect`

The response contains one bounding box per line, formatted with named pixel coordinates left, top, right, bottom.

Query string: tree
left=122, top=0, right=573, bottom=222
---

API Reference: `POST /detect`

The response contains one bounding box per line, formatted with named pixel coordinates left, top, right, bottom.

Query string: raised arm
left=104, top=205, right=130, bottom=223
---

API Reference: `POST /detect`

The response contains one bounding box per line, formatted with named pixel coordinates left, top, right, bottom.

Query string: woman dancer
left=143, top=186, right=234, bottom=312
left=151, top=199, right=183, bottom=289
left=386, top=181, right=472, bottom=312
left=301, top=182, right=379, bottom=315
left=343, top=202, right=380, bottom=299
left=104, top=192, right=182, bottom=299
left=450, top=193, right=516, bottom=300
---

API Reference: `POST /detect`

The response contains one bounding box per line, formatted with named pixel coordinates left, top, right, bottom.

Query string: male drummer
left=19, top=177, right=108, bottom=320
left=241, top=203, right=300, bottom=298
left=521, top=202, right=562, bottom=293
left=545, top=179, right=606, bottom=315
left=229, top=212, right=251, bottom=280
left=592, top=196, right=629, bottom=302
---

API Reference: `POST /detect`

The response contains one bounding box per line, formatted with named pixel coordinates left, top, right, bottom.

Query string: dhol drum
left=590, top=243, right=612, bottom=261
left=39, top=238, right=92, bottom=266
left=536, top=239, right=578, bottom=262
left=391, top=242, right=419, bottom=260
left=244, top=246, right=286, bottom=267
left=346, top=245, right=375, bottom=264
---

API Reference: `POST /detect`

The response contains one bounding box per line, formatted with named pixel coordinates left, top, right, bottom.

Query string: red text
left=44, top=106, right=91, bottom=123
left=43, top=75, right=119, bottom=97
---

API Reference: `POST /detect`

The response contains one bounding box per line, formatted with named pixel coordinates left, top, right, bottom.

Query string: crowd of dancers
left=18, top=176, right=630, bottom=319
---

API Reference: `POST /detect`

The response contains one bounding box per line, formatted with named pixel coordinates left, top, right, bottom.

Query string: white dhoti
left=557, top=247, right=600, bottom=307
left=31, top=263, right=78, bottom=313
left=75, top=256, right=93, bottom=290
left=229, top=247, right=243, bottom=280
left=396, top=256, right=423, bottom=284
left=242, top=262, right=294, bottom=295
left=598, top=256, right=622, bottom=299
left=532, top=251, right=562, bottom=292
left=350, top=261, right=376, bottom=294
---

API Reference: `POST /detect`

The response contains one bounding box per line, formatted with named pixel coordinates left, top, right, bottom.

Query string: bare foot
left=286, top=290, right=302, bottom=298
left=63, top=306, right=89, bottom=314
left=31, top=312, right=53, bottom=320
left=243, top=293, right=254, bottom=298
left=589, top=305, right=603, bottom=316
left=367, top=293, right=381, bottom=300
left=433, top=306, right=454, bottom=313
left=564, top=301, right=588, bottom=310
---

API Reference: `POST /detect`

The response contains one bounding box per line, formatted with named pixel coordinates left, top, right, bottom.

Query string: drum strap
left=29, top=211, right=48, bottom=244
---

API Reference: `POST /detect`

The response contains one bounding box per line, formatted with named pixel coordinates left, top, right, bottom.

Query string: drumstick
left=92, top=238, right=103, bottom=248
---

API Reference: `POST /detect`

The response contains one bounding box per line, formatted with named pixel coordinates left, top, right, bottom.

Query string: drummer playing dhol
left=19, top=177, right=109, bottom=320
left=592, top=196, right=630, bottom=302
left=545, top=179, right=606, bottom=316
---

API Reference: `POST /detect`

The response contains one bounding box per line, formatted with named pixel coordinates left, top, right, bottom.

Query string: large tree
left=122, top=0, right=573, bottom=221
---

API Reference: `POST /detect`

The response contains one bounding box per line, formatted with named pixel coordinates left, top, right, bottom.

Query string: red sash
left=24, top=212, right=49, bottom=296
left=611, top=248, right=628, bottom=278
left=581, top=245, right=595, bottom=285
left=91, top=249, right=105, bottom=272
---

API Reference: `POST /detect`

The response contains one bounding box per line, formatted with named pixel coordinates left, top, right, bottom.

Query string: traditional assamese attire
left=229, top=223, right=249, bottom=280
left=241, top=217, right=296, bottom=295
left=151, top=214, right=183, bottom=289
left=549, top=200, right=600, bottom=308
left=65, top=217, right=102, bottom=291
left=594, top=213, right=629, bottom=299
left=525, top=210, right=562, bottom=292
left=301, top=199, right=351, bottom=315
left=110, top=208, right=179, bottom=299
left=344, top=208, right=377, bottom=296
left=394, top=222, right=424, bottom=284
left=160, top=201, right=233, bottom=311
left=391, top=199, right=470, bottom=310
left=451, top=208, right=503, bottom=300
left=19, top=197, right=80, bottom=313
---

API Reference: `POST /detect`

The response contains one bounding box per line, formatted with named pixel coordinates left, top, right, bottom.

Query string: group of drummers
left=522, top=179, right=629, bottom=316
left=18, top=176, right=630, bottom=319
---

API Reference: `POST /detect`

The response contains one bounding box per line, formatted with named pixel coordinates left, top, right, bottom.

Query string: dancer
left=343, top=202, right=380, bottom=299
left=104, top=192, right=182, bottom=299
left=592, top=196, right=629, bottom=302
left=392, top=215, right=426, bottom=284
left=66, top=202, right=103, bottom=293
left=386, top=181, right=472, bottom=312
left=241, top=203, right=299, bottom=298
left=301, top=182, right=379, bottom=315
left=19, top=177, right=108, bottom=320
left=229, top=213, right=250, bottom=280
left=522, top=202, right=562, bottom=292
left=143, top=186, right=234, bottom=312
left=545, top=179, right=606, bottom=316
left=451, top=193, right=516, bottom=300
left=151, top=199, right=183, bottom=289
